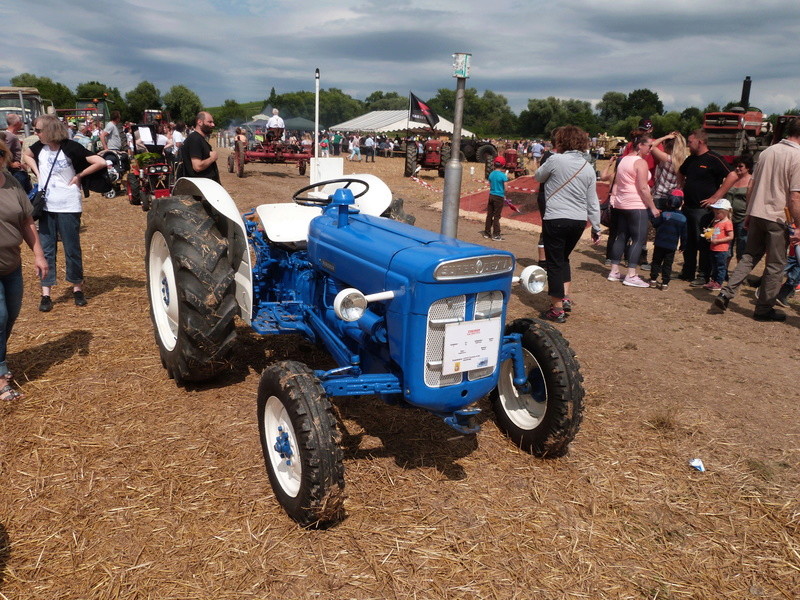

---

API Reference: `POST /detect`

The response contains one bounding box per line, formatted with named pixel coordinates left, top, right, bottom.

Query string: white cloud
left=5, top=0, right=800, bottom=117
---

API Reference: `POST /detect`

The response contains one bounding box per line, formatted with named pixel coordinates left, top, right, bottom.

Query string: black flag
left=409, top=92, right=439, bottom=130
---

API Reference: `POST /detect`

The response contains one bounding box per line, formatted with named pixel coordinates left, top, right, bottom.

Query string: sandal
left=0, top=384, right=23, bottom=401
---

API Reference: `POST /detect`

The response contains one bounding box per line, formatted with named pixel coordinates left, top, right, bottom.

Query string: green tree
left=274, top=90, right=315, bottom=120
left=518, top=97, right=559, bottom=137
left=125, top=81, right=161, bottom=122
left=702, top=102, right=720, bottom=114
left=471, top=90, right=518, bottom=136
left=596, top=91, right=627, bottom=128
left=319, top=89, right=364, bottom=127
left=163, top=85, right=203, bottom=124
left=650, top=111, right=683, bottom=135
left=10, top=73, right=75, bottom=108
left=625, top=88, right=663, bottom=119
left=266, top=86, right=278, bottom=108
left=214, top=99, right=248, bottom=128
left=365, top=91, right=407, bottom=111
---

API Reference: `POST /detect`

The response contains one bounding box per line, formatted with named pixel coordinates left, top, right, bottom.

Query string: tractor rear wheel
left=404, top=142, right=417, bottom=177
left=257, top=361, right=345, bottom=527
left=227, top=153, right=234, bottom=173
left=128, top=174, right=142, bottom=205
left=485, top=155, right=494, bottom=180
left=438, top=144, right=451, bottom=178
left=490, top=318, right=584, bottom=457
left=476, top=144, right=497, bottom=164
left=145, top=195, right=237, bottom=384
left=236, top=142, right=244, bottom=178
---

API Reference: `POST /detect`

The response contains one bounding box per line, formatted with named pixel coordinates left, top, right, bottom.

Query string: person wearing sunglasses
left=23, top=114, right=106, bottom=311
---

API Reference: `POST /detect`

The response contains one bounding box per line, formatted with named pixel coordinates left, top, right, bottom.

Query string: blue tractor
left=145, top=175, right=585, bottom=526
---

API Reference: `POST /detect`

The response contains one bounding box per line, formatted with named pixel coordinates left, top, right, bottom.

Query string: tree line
left=10, top=73, right=798, bottom=138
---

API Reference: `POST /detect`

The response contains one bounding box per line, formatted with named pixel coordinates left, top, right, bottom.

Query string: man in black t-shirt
left=678, top=129, right=731, bottom=284
left=181, top=111, right=219, bottom=183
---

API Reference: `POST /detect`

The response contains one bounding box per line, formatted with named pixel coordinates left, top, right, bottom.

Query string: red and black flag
left=409, top=92, right=439, bottom=130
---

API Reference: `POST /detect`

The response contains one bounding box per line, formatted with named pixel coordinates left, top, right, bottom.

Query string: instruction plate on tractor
left=442, top=318, right=502, bottom=376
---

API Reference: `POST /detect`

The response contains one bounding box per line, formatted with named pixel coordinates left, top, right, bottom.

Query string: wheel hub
left=274, top=426, right=293, bottom=466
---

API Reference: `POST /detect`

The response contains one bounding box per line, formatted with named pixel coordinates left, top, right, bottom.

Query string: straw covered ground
left=1, top=147, right=798, bottom=599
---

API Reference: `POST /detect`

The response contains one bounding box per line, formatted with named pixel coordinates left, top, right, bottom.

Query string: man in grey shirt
left=101, top=110, right=124, bottom=151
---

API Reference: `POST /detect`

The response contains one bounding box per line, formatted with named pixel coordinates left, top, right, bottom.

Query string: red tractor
left=485, top=147, right=529, bottom=179
left=703, top=108, right=772, bottom=163
left=403, top=139, right=453, bottom=178
left=128, top=150, right=174, bottom=212
left=228, top=127, right=311, bottom=177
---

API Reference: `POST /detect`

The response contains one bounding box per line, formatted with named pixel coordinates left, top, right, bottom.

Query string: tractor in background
left=485, top=146, right=529, bottom=179
left=228, top=127, right=311, bottom=177
left=404, top=138, right=451, bottom=178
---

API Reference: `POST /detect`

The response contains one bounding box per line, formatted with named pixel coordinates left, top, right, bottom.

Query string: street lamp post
left=441, top=52, right=471, bottom=238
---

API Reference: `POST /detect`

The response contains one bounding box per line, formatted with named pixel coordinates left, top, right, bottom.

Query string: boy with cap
left=483, top=156, right=509, bottom=241
left=703, top=198, right=734, bottom=290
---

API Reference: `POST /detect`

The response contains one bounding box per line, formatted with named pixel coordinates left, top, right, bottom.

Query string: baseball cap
left=494, top=156, right=506, bottom=166
left=710, top=198, right=732, bottom=210
left=638, top=118, right=653, bottom=131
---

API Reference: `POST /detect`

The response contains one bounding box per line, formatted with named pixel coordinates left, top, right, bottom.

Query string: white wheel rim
left=148, top=231, right=178, bottom=351
left=497, top=348, right=547, bottom=430
left=263, top=395, right=302, bottom=497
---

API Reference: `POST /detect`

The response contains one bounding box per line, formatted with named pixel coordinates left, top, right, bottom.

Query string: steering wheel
left=292, top=178, right=370, bottom=207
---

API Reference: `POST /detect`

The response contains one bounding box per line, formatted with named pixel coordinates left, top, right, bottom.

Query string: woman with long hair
left=534, top=125, right=601, bottom=322
left=0, top=138, right=47, bottom=400
left=23, top=114, right=106, bottom=311
left=651, top=131, right=689, bottom=207
left=606, top=134, right=661, bottom=287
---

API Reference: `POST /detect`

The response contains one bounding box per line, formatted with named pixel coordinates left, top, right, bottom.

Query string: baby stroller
left=99, top=150, right=131, bottom=198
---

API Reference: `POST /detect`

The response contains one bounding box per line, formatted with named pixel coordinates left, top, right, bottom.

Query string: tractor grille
left=468, top=291, right=503, bottom=381
left=424, top=292, right=501, bottom=388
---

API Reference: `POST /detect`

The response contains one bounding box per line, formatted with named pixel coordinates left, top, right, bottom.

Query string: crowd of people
left=523, top=117, right=800, bottom=323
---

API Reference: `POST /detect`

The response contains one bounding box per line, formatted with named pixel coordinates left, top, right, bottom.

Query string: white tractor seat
left=256, top=174, right=393, bottom=244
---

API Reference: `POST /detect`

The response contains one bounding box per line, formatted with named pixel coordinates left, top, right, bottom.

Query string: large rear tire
left=257, top=361, right=345, bottom=527
left=128, top=174, right=142, bottom=205
left=236, top=142, right=244, bottom=178
left=404, top=142, right=417, bottom=177
left=145, top=195, right=237, bottom=384
left=438, top=144, right=451, bottom=178
left=491, top=318, right=584, bottom=457
left=476, top=143, right=498, bottom=164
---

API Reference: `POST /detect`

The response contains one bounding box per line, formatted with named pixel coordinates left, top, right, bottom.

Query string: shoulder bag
left=31, top=147, right=61, bottom=220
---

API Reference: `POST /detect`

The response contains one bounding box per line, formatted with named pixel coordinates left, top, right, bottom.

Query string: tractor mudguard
left=171, top=177, right=253, bottom=323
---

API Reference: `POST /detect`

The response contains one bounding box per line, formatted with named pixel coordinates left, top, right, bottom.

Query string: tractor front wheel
left=257, top=361, right=345, bottom=527
left=145, top=195, right=237, bottom=384
left=236, top=142, right=244, bottom=177
left=491, top=318, right=584, bottom=457
left=404, top=142, right=417, bottom=177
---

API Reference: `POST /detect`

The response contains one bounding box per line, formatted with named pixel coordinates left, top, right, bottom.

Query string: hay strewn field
left=1, top=147, right=798, bottom=599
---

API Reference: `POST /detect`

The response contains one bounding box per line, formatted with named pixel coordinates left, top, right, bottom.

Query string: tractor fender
left=172, top=177, right=253, bottom=324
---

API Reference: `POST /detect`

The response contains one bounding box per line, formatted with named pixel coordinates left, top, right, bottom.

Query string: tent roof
left=329, top=110, right=474, bottom=137
left=284, top=116, right=315, bottom=130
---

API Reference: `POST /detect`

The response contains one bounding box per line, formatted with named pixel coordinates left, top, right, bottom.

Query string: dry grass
left=0, top=148, right=798, bottom=599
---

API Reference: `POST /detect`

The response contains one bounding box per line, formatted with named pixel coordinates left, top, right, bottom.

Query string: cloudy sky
left=4, top=0, right=800, bottom=117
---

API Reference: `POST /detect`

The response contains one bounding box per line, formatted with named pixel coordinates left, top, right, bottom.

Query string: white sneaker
left=623, top=275, right=650, bottom=288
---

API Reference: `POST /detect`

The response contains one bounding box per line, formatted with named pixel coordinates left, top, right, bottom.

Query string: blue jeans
left=710, top=250, right=729, bottom=284
left=0, top=266, right=24, bottom=377
left=38, top=211, right=84, bottom=288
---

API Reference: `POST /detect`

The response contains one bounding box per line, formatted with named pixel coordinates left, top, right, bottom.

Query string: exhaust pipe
left=740, top=76, right=752, bottom=109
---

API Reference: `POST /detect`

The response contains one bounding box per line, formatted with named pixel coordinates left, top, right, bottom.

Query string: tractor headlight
left=515, top=265, right=547, bottom=294
left=334, top=288, right=367, bottom=322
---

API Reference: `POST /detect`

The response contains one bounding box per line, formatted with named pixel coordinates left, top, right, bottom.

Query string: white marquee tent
left=329, top=110, right=474, bottom=137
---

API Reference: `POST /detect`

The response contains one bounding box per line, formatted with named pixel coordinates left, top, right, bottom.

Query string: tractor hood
left=308, top=210, right=515, bottom=293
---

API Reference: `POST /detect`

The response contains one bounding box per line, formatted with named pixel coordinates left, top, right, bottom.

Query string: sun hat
left=710, top=198, right=732, bottom=211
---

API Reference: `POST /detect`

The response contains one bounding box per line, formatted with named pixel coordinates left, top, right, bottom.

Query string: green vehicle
left=0, top=86, right=53, bottom=136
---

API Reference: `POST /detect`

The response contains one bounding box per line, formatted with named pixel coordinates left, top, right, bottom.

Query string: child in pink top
left=704, top=198, right=734, bottom=290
